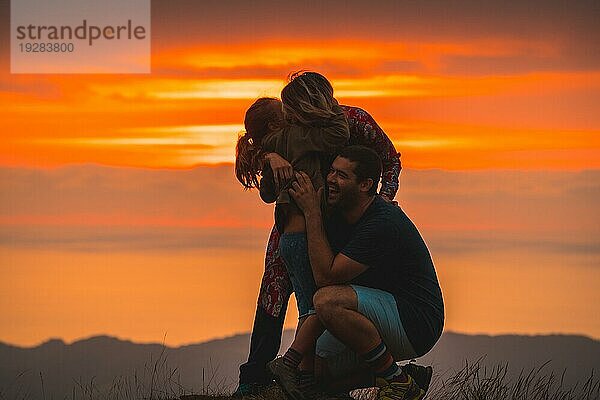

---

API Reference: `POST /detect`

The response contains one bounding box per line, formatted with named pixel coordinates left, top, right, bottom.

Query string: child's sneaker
left=267, top=357, right=304, bottom=400
left=267, top=357, right=336, bottom=400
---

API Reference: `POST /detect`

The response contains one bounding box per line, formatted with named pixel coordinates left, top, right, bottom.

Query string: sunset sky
left=0, top=0, right=598, bottom=348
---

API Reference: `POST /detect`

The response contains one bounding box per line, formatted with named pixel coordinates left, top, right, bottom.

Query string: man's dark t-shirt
left=325, top=196, right=444, bottom=356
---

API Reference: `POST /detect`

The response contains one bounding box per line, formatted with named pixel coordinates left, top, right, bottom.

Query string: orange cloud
left=1, top=38, right=599, bottom=170
left=152, top=38, right=559, bottom=74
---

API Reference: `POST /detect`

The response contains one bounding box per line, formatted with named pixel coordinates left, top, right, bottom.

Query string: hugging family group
left=232, top=71, right=444, bottom=400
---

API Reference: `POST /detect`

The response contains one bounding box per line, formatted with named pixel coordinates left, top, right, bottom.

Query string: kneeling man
left=270, top=146, right=444, bottom=400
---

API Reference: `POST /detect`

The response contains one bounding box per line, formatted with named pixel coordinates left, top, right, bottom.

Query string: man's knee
left=313, top=285, right=356, bottom=321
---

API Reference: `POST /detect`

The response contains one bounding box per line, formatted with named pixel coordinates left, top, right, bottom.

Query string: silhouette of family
left=233, top=72, right=444, bottom=400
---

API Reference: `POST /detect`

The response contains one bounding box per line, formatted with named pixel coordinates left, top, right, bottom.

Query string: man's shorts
left=315, top=285, right=418, bottom=379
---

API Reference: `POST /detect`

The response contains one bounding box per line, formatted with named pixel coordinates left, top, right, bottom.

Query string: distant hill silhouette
left=1, top=332, right=598, bottom=400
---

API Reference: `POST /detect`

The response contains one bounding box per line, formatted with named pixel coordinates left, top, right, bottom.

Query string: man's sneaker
left=376, top=375, right=425, bottom=400
left=232, top=382, right=273, bottom=397
left=401, top=363, right=433, bottom=393
left=267, top=357, right=329, bottom=400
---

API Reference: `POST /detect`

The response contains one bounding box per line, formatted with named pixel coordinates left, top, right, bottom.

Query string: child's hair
left=235, top=97, right=284, bottom=189
left=281, top=71, right=339, bottom=126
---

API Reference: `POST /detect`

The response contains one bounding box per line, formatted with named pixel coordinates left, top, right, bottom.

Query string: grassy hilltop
left=1, top=332, right=598, bottom=400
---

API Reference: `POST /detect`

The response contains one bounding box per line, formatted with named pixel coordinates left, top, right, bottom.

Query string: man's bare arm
left=290, top=172, right=368, bottom=287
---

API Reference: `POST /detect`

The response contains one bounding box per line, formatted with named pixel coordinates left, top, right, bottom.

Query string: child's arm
left=264, top=152, right=294, bottom=189
left=259, top=164, right=278, bottom=204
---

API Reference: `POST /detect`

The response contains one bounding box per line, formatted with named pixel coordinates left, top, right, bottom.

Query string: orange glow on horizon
left=1, top=244, right=598, bottom=347
left=3, top=120, right=598, bottom=170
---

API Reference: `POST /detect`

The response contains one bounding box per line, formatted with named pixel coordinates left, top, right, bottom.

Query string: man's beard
left=330, top=185, right=360, bottom=213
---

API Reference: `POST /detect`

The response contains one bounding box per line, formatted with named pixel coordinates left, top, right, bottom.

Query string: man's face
left=326, top=156, right=361, bottom=207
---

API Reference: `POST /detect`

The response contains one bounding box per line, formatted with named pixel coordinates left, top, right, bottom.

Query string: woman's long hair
left=235, top=97, right=284, bottom=189
left=281, top=71, right=339, bottom=126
